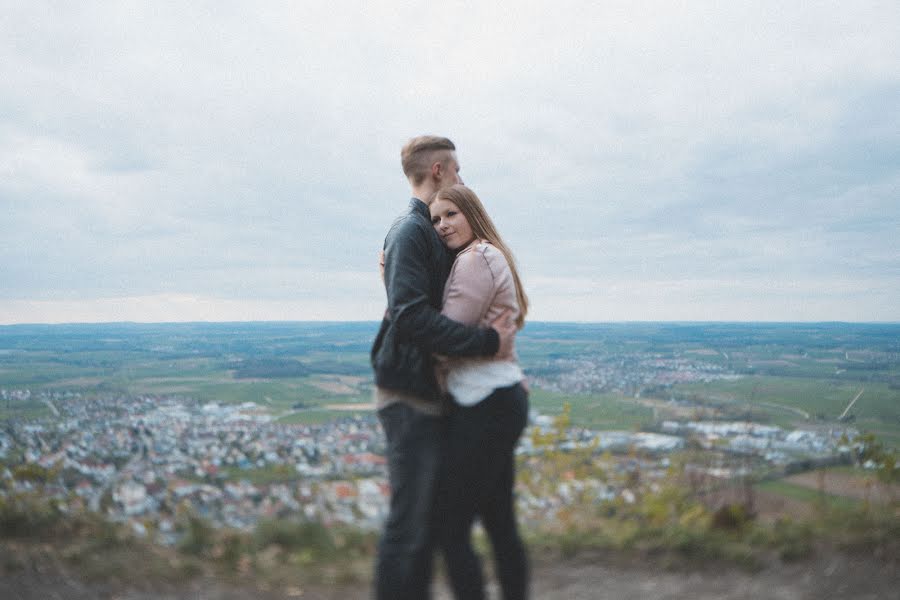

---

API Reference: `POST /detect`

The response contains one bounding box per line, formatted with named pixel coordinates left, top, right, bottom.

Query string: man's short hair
left=401, top=136, right=456, bottom=186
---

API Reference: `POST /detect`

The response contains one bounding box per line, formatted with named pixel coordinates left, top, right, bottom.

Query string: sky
left=1, top=1, right=898, bottom=324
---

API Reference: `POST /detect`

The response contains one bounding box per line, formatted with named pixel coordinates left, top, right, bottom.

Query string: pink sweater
left=439, top=241, right=523, bottom=406
left=442, top=242, right=519, bottom=329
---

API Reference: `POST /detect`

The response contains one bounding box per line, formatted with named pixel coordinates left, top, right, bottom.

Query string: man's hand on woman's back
left=492, top=310, right=517, bottom=359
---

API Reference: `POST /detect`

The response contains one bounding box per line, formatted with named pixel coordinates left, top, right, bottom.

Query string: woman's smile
left=430, top=198, right=475, bottom=250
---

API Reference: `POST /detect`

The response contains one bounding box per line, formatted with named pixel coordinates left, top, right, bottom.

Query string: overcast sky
left=1, top=1, right=898, bottom=324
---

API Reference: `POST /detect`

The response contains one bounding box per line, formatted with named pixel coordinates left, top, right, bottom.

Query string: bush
left=12, top=464, right=56, bottom=484
left=214, top=531, right=250, bottom=570
left=178, top=515, right=215, bottom=557
left=0, top=492, right=64, bottom=537
left=710, top=503, right=752, bottom=531
left=827, top=506, right=900, bottom=557
left=767, top=518, right=814, bottom=562
left=253, top=518, right=336, bottom=560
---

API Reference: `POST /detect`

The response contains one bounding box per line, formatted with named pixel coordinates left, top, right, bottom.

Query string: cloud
left=1, top=2, right=898, bottom=322
left=528, top=274, right=900, bottom=322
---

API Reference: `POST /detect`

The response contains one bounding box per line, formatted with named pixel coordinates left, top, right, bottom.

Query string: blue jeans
left=375, top=402, right=445, bottom=600
left=436, top=383, right=530, bottom=600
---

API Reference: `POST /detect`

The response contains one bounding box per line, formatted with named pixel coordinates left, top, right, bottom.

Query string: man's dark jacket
left=371, top=198, right=499, bottom=402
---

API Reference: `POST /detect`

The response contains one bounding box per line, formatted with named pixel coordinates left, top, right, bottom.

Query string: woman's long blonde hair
left=431, top=184, right=529, bottom=328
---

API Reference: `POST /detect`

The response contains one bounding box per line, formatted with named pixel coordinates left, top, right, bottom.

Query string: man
left=371, top=135, right=516, bottom=600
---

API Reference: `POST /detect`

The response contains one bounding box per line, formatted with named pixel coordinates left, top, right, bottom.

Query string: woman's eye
left=431, top=217, right=440, bottom=225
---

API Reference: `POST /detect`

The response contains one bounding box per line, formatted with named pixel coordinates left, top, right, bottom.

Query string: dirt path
left=758, top=401, right=810, bottom=419
left=3, top=554, right=897, bottom=600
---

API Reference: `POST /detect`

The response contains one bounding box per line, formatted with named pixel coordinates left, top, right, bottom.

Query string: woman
left=428, top=184, right=530, bottom=600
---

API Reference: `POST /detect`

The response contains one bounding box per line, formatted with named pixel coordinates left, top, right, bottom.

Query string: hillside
left=2, top=322, right=898, bottom=598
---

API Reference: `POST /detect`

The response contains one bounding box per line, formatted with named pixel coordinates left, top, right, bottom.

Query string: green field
left=671, top=376, right=900, bottom=447
left=2, top=322, right=898, bottom=439
left=0, top=396, right=51, bottom=420
left=528, top=389, right=654, bottom=430
left=0, top=365, right=372, bottom=423
left=276, top=408, right=364, bottom=425
left=0, top=323, right=375, bottom=424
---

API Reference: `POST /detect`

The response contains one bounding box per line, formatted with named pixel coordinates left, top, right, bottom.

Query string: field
left=0, top=323, right=374, bottom=424
left=755, top=478, right=862, bottom=512
left=1, top=322, right=898, bottom=444
left=670, top=376, right=900, bottom=447
left=783, top=468, right=899, bottom=503
left=528, top=388, right=654, bottom=430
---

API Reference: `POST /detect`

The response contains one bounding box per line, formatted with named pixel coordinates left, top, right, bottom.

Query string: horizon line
left=2, top=319, right=899, bottom=328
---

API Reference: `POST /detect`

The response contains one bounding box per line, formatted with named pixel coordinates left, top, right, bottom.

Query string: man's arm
left=383, top=218, right=503, bottom=357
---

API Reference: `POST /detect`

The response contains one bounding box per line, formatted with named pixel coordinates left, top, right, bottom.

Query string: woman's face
left=430, top=198, right=475, bottom=251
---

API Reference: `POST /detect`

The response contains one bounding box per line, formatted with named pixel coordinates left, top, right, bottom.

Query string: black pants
left=436, top=383, right=530, bottom=600
left=375, top=402, right=445, bottom=600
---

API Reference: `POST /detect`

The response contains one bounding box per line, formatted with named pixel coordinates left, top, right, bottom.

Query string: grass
left=0, top=491, right=376, bottom=590
left=276, top=409, right=358, bottom=425
left=0, top=361, right=105, bottom=387
left=673, top=376, right=899, bottom=421
left=130, top=376, right=363, bottom=411
left=756, top=479, right=861, bottom=511
left=222, top=464, right=301, bottom=485
left=529, top=388, right=654, bottom=430
left=0, top=402, right=52, bottom=420
left=0, top=349, right=369, bottom=423
left=671, top=376, right=900, bottom=447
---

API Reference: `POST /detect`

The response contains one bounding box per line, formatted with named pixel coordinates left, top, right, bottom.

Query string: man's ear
left=431, top=161, right=443, bottom=180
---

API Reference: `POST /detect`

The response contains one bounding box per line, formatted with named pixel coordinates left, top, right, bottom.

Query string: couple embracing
left=371, top=136, right=530, bottom=600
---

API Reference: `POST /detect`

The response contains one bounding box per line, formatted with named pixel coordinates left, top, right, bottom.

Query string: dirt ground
left=784, top=471, right=899, bottom=504
left=3, top=553, right=897, bottom=600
